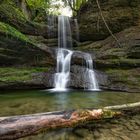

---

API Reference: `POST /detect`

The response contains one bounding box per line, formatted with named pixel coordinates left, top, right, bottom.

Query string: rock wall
left=76, top=0, right=140, bottom=92
left=0, top=0, right=54, bottom=66
left=0, top=0, right=140, bottom=92
left=78, top=0, right=140, bottom=41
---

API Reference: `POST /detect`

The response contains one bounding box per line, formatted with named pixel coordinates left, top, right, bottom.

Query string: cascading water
left=52, top=16, right=73, bottom=91
left=84, top=53, right=100, bottom=91
left=50, top=15, right=100, bottom=91
left=54, top=49, right=73, bottom=91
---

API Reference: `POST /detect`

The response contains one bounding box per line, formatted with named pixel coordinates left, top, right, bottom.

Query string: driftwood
left=0, top=102, right=140, bottom=140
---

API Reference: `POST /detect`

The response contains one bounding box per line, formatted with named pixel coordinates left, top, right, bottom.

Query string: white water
left=52, top=16, right=73, bottom=91
left=50, top=15, right=99, bottom=91
left=84, top=53, right=100, bottom=91
left=54, top=49, right=73, bottom=91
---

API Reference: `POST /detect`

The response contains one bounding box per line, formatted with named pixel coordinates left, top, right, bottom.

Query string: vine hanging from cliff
left=96, top=0, right=121, bottom=47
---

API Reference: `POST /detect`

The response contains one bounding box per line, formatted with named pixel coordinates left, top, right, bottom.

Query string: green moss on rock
left=0, top=67, right=49, bottom=82
left=105, top=68, right=140, bottom=88
left=0, top=22, right=32, bottom=44
left=0, top=0, right=26, bottom=23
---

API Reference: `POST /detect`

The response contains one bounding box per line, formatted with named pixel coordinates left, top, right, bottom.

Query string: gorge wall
left=76, top=0, right=140, bottom=92
left=0, top=0, right=140, bottom=92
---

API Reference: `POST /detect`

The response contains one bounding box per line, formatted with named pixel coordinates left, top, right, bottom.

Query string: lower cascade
left=84, top=53, right=99, bottom=91
left=53, top=49, right=73, bottom=91
left=50, top=15, right=100, bottom=91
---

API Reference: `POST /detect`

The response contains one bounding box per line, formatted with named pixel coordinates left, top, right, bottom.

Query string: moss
left=0, top=0, right=26, bottom=22
left=105, top=68, right=140, bottom=86
left=96, top=58, right=140, bottom=70
left=26, top=0, right=48, bottom=10
left=0, top=67, right=49, bottom=82
left=0, top=22, right=32, bottom=44
left=102, top=110, right=120, bottom=119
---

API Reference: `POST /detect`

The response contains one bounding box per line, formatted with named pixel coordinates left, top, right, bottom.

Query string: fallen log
left=0, top=102, right=140, bottom=140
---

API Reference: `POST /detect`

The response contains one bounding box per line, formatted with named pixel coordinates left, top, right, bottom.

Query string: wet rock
left=93, top=130, right=100, bottom=139
left=124, top=124, right=134, bottom=131
left=70, top=65, right=109, bottom=89
left=32, top=69, right=55, bottom=88
left=73, top=128, right=91, bottom=138
left=120, top=135, right=131, bottom=140
left=30, top=65, right=109, bottom=90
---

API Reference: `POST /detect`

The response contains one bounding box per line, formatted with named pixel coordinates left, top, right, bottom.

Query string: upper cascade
left=51, top=16, right=73, bottom=91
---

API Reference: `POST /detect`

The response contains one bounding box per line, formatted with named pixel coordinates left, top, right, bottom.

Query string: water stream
left=50, top=15, right=100, bottom=91
left=54, top=49, right=73, bottom=91
left=52, top=16, right=73, bottom=91
left=84, top=53, right=99, bottom=90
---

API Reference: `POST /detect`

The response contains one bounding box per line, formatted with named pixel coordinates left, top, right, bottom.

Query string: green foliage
left=0, top=22, right=31, bottom=43
left=26, top=0, right=61, bottom=15
left=0, top=67, right=49, bottom=82
left=48, top=0, right=62, bottom=15
left=0, top=0, right=26, bottom=21
left=26, top=0, right=50, bottom=11
left=62, top=0, right=88, bottom=15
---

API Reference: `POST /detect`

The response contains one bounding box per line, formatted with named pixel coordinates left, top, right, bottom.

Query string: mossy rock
left=78, top=0, right=140, bottom=41
left=0, top=67, right=49, bottom=82
left=0, top=22, right=32, bottom=44
left=0, top=22, right=53, bottom=67
left=127, top=45, right=140, bottom=59
left=0, top=0, right=48, bottom=36
left=95, top=58, right=140, bottom=69
left=105, top=68, right=140, bottom=92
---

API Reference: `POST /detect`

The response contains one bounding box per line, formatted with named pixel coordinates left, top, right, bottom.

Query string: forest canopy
left=25, top=0, right=88, bottom=16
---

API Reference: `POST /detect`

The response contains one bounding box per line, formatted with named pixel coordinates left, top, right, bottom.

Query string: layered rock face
left=0, top=0, right=140, bottom=92
left=0, top=0, right=55, bottom=89
left=78, top=0, right=140, bottom=42
left=0, top=0, right=54, bottom=66
left=76, top=0, right=140, bottom=92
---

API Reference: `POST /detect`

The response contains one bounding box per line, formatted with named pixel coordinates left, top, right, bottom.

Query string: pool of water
left=0, top=90, right=140, bottom=140
left=0, top=90, right=140, bottom=117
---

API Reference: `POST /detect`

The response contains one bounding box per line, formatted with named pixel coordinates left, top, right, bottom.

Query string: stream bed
left=0, top=90, right=140, bottom=140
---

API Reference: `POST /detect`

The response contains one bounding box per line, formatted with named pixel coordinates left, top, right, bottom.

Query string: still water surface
left=0, top=90, right=140, bottom=116
left=0, top=90, right=140, bottom=140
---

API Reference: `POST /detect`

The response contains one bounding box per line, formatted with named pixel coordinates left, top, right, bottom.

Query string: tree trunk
left=0, top=102, right=140, bottom=140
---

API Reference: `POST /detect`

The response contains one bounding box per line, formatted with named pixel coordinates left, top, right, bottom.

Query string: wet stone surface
left=21, top=114, right=140, bottom=140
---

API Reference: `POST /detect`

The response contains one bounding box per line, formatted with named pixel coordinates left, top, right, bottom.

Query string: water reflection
left=0, top=90, right=140, bottom=116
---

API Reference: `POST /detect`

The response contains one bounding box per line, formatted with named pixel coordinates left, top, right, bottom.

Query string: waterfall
left=58, top=16, right=72, bottom=49
left=50, top=15, right=100, bottom=91
left=84, top=53, right=100, bottom=91
left=52, top=16, right=73, bottom=91
left=54, top=49, right=73, bottom=91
